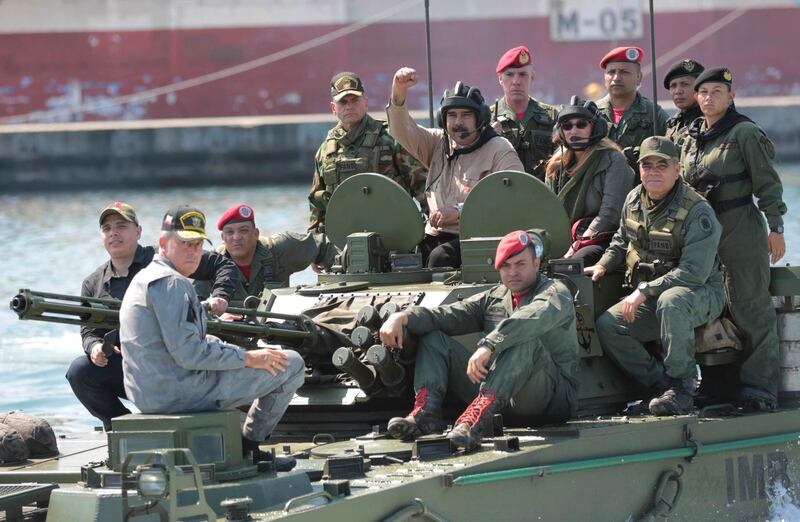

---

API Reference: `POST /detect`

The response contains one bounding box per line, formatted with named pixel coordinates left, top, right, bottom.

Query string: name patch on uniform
left=718, top=140, right=739, bottom=151
left=338, top=160, right=358, bottom=173
left=651, top=238, right=672, bottom=253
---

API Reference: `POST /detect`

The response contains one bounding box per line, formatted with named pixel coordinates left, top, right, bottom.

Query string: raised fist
left=392, top=67, right=419, bottom=105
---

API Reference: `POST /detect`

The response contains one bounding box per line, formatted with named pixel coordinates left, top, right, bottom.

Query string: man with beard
left=380, top=230, right=579, bottom=450
left=663, top=59, right=705, bottom=154
left=308, top=72, right=427, bottom=232
left=490, top=45, right=558, bottom=180
left=387, top=67, right=523, bottom=268
left=681, top=67, right=787, bottom=411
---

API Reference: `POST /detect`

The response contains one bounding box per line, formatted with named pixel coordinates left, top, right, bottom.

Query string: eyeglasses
left=561, top=120, right=590, bottom=131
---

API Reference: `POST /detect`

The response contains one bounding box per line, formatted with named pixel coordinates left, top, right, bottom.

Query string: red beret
left=495, top=230, right=534, bottom=269
left=599, top=46, right=643, bottom=69
left=496, top=46, right=533, bottom=73
left=217, top=204, right=255, bottom=230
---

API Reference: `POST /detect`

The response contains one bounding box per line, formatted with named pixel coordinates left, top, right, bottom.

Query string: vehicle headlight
left=137, top=465, right=169, bottom=498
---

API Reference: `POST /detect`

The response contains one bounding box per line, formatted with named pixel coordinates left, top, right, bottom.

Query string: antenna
left=424, top=0, right=434, bottom=127
left=648, top=0, right=658, bottom=135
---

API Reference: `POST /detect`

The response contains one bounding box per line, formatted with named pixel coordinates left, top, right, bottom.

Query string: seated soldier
left=195, top=203, right=338, bottom=304
left=66, top=202, right=239, bottom=432
left=586, top=137, right=725, bottom=415
left=120, top=205, right=304, bottom=469
left=379, top=230, right=580, bottom=451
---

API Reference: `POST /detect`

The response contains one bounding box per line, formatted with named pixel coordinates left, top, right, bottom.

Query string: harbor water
left=2, top=169, right=800, bottom=434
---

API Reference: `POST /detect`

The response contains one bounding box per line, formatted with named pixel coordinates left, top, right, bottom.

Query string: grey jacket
left=120, top=256, right=246, bottom=413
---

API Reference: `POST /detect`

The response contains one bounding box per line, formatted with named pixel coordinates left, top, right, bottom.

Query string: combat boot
left=648, top=377, right=695, bottom=416
left=242, top=437, right=296, bottom=472
left=447, top=390, right=497, bottom=451
left=387, top=387, right=446, bottom=440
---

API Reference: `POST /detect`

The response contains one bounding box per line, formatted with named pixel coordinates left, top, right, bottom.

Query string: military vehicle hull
left=4, top=172, right=800, bottom=521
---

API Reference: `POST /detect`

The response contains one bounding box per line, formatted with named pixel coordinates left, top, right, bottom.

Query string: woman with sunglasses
left=545, top=96, right=634, bottom=265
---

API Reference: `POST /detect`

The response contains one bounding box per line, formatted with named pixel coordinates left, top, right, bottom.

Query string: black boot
left=446, top=390, right=498, bottom=451
left=648, top=377, right=695, bottom=416
left=387, top=387, right=446, bottom=440
left=242, top=437, right=296, bottom=472
left=738, top=386, right=778, bottom=412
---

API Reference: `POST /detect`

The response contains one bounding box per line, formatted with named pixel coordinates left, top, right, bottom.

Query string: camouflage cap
left=638, top=136, right=679, bottom=162
left=161, top=205, right=211, bottom=243
left=330, top=72, right=364, bottom=101
left=99, top=201, right=138, bottom=226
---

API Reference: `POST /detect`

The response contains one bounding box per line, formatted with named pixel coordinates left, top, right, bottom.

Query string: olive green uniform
left=308, top=114, right=427, bottom=232
left=682, top=117, right=786, bottom=399
left=194, top=232, right=337, bottom=303
left=404, top=275, right=580, bottom=423
left=596, top=181, right=725, bottom=386
left=490, top=97, right=558, bottom=180
left=665, top=104, right=702, bottom=157
left=596, top=93, right=669, bottom=155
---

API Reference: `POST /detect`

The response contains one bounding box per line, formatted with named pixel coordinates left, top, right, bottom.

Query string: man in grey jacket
left=119, top=205, right=304, bottom=469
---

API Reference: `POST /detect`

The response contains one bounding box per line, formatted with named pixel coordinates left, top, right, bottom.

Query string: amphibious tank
left=3, top=172, right=800, bottom=521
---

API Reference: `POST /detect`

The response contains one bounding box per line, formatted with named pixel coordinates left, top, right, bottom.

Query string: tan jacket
left=387, top=101, right=523, bottom=235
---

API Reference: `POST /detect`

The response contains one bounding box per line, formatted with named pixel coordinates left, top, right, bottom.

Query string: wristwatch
left=637, top=282, right=653, bottom=297
left=477, top=337, right=496, bottom=353
left=770, top=225, right=784, bottom=234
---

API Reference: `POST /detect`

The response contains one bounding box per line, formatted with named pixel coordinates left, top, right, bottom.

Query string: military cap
left=217, top=203, right=255, bottom=230
left=99, top=201, right=138, bottom=226
left=330, top=72, right=364, bottom=101
left=663, top=59, right=705, bottom=89
left=494, top=230, right=543, bottom=269
left=496, top=45, right=533, bottom=73
left=638, top=136, right=679, bottom=161
left=161, top=205, right=211, bottom=243
left=599, top=46, right=643, bottom=68
left=693, top=66, right=733, bottom=92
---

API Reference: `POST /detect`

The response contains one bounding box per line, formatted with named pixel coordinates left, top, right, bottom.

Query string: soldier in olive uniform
left=663, top=59, right=705, bottom=154
left=595, top=47, right=668, bottom=169
left=490, top=46, right=558, bottom=181
left=380, top=231, right=580, bottom=450
left=195, top=204, right=338, bottom=305
left=681, top=67, right=787, bottom=410
left=308, top=72, right=427, bottom=232
left=588, top=137, right=725, bottom=416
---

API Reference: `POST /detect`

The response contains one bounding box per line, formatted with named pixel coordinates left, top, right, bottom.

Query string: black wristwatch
left=478, top=337, right=496, bottom=353
left=637, top=282, right=652, bottom=297
left=770, top=225, right=784, bottom=234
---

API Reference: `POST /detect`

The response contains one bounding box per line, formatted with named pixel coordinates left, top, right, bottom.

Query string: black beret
left=663, top=59, right=705, bottom=89
left=693, top=67, right=733, bottom=92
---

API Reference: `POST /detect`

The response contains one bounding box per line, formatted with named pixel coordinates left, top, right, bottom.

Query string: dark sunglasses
left=562, top=120, right=590, bottom=131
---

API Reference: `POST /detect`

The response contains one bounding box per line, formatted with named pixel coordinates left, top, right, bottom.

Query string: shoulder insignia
left=759, top=135, right=776, bottom=160
left=698, top=213, right=714, bottom=234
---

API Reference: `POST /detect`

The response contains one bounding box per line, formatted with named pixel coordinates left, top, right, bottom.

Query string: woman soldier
left=682, top=67, right=787, bottom=410
left=545, top=97, right=634, bottom=265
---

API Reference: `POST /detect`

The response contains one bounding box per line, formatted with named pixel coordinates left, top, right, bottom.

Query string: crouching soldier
left=586, top=137, right=725, bottom=415
left=379, top=230, right=580, bottom=451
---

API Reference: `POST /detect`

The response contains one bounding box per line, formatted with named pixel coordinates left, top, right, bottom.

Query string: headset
left=436, top=81, right=492, bottom=132
left=553, top=95, right=608, bottom=150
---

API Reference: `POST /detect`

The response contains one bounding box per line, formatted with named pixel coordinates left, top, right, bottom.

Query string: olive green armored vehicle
left=4, top=172, right=800, bottom=521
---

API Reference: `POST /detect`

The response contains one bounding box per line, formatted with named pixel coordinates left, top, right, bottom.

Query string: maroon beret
left=496, top=46, right=533, bottom=73
left=217, top=204, right=255, bottom=230
left=495, top=230, right=534, bottom=269
left=599, top=46, right=643, bottom=69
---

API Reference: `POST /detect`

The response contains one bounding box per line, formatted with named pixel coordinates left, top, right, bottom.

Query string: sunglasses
left=562, top=120, right=590, bottom=131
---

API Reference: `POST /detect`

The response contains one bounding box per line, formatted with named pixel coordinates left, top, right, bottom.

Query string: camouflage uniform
left=194, top=232, right=338, bottom=304
left=308, top=114, right=427, bottom=232
left=491, top=97, right=557, bottom=180
left=682, top=111, right=787, bottom=400
left=596, top=93, right=669, bottom=160
left=596, top=181, right=725, bottom=387
left=665, top=104, right=703, bottom=159
left=405, top=274, right=580, bottom=423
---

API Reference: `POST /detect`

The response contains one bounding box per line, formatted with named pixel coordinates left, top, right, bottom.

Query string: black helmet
left=555, top=95, right=608, bottom=150
left=436, top=81, right=491, bottom=130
